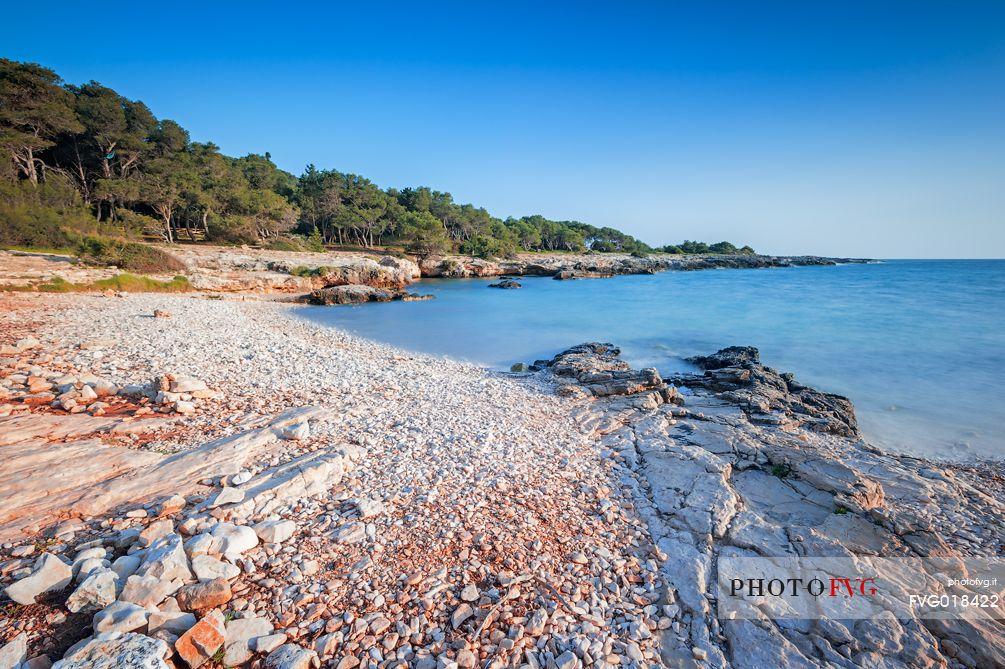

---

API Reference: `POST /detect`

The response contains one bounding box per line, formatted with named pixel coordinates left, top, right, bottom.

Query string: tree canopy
left=0, top=59, right=756, bottom=258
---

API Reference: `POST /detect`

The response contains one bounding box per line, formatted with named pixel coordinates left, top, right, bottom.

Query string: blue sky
left=4, top=2, right=1004, bottom=257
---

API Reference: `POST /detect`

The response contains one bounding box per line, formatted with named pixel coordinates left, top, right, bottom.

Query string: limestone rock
left=253, top=519, right=296, bottom=544
left=111, top=555, right=142, bottom=580
left=137, top=534, right=192, bottom=582
left=138, top=519, right=174, bottom=547
left=488, top=278, right=522, bottom=289
left=460, top=584, right=479, bottom=602
left=208, top=486, right=245, bottom=508
left=253, top=634, right=288, bottom=654
left=5, top=552, right=72, bottom=604
left=331, top=522, right=365, bottom=544
left=354, top=497, right=384, bottom=519
left=538, top=343, right=663, bottom=397
left=0, top=633, right=28, bottom=669
left=279, top=421, right=309, bottom=441
left=451, top=603, right=473, bottom=628
left=685, top=345, right=858, bottom=437
left=93, top=600, right=150, bottom=634
left=119, top=574, right=180, bottom=608
left=191, top=554, right=240, bottom=582
left=264, top=644, right=317, bottom=669
left=52, top=632, right=169, bottom=669
left=301, top=284, right=433, bottom=305
left=148, top=611, right=196, bottom=637
left=175, top=609, right=225, bottom=669
left=223, top=616, right=273, bottom=666
left=66, top=569, right=119, bottom=613
left=176, top=577, right=232, bottom=611
left=169, top=376, right=208, bottom=394
left=209, top=523, right=258, bottom=555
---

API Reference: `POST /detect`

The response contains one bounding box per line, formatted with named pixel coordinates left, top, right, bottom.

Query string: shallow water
left=301, top=260, right=1005, bottom=461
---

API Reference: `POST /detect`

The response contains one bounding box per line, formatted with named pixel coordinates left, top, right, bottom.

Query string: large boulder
left=313, top=257, right=415, bottom=289
left=137, top=534, right=192, bottom=582
left=684, top=346, right=859, bottom=436
left=5, top=552, right=72, bottom=604
left=52, top=632, right=169, bottom=669
left=536, top=343, right=664, bottom=398
left=300, top=284, right=433, bottom=305
left=66, top=569, right=119, bottom=613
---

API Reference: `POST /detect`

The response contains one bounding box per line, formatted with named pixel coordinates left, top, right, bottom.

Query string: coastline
left=0, top=246, right=869, bottom=297
left=0, top=292, right=1001, bottom=668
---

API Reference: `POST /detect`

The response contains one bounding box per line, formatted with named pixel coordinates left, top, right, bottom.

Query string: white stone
left=209, top=523, right=259, bottom=555
left=331, top=522, right=365, bottom=544
left=119, top=574, right=179, bottom=608
left=148, top=611, right=196, bottom=636
left=74, top=557, right=110, bottom=583
left=355, top=497, right=384, bottom=519
left=191, top=554, right=240, bottom=582
left=253, top=634, right=287, bottom=654
left=253, top=519, right=296, bottom=544
left=4, top=552, right=72, bottom=604
left=183, top=533, right=216, bottom=557
left=93, top=601, right=150, bottom=634
left=52, top=631, right=169, bottom=669
left=137, top=534, right=192, bottom=582
left=279, top=421, right=309, bottom=441
left=264, top=644, right=317, bottom=669
left=66, top=569, right=119, bottom=613
left=169, top=376, right=207, bottom=393
left=111, top=554, right=142, bottom=580
left=0, top=633, right=27, bottom=669
left=224, top=616, right=274, bottom=666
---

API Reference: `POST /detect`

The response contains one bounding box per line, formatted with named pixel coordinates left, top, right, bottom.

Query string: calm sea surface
left=301, top=260, right=1005, bottom=461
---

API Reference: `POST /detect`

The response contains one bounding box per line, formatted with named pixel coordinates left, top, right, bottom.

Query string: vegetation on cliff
left=0, top=59, right=754, bottom=260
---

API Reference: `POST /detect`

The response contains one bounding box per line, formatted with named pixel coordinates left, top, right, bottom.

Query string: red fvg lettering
left=829, top=578, right=878, bottom=597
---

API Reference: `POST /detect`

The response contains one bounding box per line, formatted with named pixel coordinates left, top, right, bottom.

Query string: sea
left=300, top=260, right=1005, bottom=462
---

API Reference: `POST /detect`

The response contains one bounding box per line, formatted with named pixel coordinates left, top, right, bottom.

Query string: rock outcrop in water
left=298, top=284, right=433, bottom=305
left=420, top=253, right=866, bottom=280
left=487, top=278, right=522, bottom=289
left=544, top=342, right=1005, bottom=669
left=532, top=343, right=666, bottom=398
left=685, top=345, right=859, bottom=437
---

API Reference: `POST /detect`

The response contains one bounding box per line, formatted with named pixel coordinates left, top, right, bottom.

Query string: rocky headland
left=0, top=285, right=1000, bottom=669
left=0, top=247, right=868, bottom=304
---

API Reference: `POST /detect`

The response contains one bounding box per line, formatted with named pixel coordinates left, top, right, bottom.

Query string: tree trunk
left=25, top=148, right=38, bottom=184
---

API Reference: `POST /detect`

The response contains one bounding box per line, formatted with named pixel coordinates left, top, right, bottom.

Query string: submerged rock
left=488, top=278, right=522, bottom=289
left=299, top=284, right=433, bottom=305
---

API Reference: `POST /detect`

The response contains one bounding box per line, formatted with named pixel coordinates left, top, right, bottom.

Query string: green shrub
left=288, top=265, right=330, bottom=277
left=262, top=236, right=308, bottom=252
left=206, top=216, right=258, bottom=245
left=91, top=274, right=190, bottom=292
left=76, top=237, right=186, bottom=273
left=4, top=273, right=191, bottom=293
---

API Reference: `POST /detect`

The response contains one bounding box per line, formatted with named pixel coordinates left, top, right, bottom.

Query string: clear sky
left=3, top=2, right=1004, bottom=257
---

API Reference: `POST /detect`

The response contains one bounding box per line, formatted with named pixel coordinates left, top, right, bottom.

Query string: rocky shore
left=417, top=253, right=866, bottom=281
left=0, top=247, right=867, bottom=302
left=0, top=292, right=1000, bottom=669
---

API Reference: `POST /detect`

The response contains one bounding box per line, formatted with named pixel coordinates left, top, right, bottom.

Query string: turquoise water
left=301, top=260, right=1005, bottom=461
